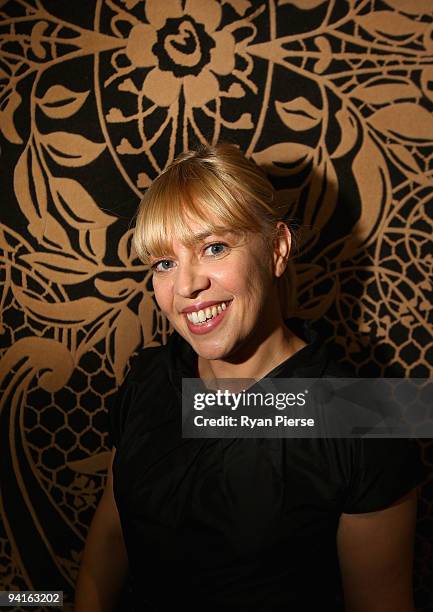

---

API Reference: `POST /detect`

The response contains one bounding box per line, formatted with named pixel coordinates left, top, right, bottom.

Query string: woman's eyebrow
left=148, top=230, right=239, bottom=259
left=191, top=229, right=234, bottom=242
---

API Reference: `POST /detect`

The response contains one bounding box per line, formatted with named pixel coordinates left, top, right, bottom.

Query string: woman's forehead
left=170, top=226, right=241, bottom=246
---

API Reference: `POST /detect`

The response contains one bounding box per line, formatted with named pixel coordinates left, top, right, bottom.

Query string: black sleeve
left=106, top=345, right=164, bottom=448
left=107, top=372, right=136, bottom=449
left=342, top=438, right=426, bottom=513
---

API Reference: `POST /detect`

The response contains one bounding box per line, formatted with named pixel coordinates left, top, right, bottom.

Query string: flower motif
left=0, top=90, right=23, bottom=144
left=125, top=0, right=235, bottom=107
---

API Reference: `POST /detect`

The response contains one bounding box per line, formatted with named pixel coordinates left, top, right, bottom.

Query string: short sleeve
left=106, top=345, right=164, bottom=448
left=106, top=372, right=136, bottom=449
left=342, top=438, right=426, bottom=514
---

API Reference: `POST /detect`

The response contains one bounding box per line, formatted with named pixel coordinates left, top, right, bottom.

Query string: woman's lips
left=185, top=301, right=231, bottom=335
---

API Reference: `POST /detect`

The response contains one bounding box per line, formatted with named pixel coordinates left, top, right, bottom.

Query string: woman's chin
left=192, top=340, right=232, bottom=363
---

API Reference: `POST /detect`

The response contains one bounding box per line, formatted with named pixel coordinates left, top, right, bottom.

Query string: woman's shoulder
left=125, top=342, right=170, bottom=384
left=284, top=318, right=357, bottom=379
left=321, top=353, right=357, bottom=378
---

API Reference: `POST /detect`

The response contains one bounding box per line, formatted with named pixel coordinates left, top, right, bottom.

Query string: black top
left=109, top=323, right=425, bottom=612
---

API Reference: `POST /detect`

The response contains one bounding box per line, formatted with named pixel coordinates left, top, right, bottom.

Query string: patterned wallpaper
left=0, top=0, right=432, bottom=610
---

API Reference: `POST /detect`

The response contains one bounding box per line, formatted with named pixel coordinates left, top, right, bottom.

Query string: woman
left=75, top=143, right=423, bottom=612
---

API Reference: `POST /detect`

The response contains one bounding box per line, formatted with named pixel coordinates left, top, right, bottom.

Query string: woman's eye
left=204, top=242, right=228, bottom=257
left=151, top=243, right=228, bottom=271
left=151, top=260, right=175, bottom=273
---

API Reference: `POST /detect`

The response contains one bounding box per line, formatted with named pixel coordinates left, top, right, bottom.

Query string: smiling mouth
left=185, top=300, right=232, bottom=325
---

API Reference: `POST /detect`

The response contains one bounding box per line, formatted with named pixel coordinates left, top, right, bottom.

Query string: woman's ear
left=273, top=221, right=291, bottom=278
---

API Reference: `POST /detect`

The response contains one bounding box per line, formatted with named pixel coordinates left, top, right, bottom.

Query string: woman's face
left=150, top=215, right=281, bottom=361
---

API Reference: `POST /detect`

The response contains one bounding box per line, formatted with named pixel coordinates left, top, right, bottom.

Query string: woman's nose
left=174, top=263, right=210, bottom=298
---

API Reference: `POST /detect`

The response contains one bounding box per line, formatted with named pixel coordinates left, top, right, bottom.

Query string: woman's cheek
left=211, top=262, right=238, bottom=288
left=152, top=276, right=170, bottom=312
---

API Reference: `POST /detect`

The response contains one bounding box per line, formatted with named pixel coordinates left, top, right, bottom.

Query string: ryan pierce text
left=193, top=415, right=315, bottom=428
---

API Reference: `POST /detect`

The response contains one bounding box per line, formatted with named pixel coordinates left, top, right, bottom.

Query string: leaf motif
left=301, top=168, right=323, bottom=231
left=95, top=278, right=137, bottom=298
left=420, top=67, right=433, bottom=103
left=43, top=213, right=73, bottom=252
left=67, top=451, right=111, bottom=474
left=106, top=107, right=126, bottom=123
left=294, top=283, right=337, bottom=320
left=121, top=0, right=141, bottom=8
left=222, top=83, right=245, bottom=98
left=351, top=80, right=420, bottom=104
left=295, top=263, right=324, bottom=286
left=30, top=21, right=49, bottom=59
left=118, top=228, right=142, bottom=266
left=0, top=337, right=74, bottom=391
left=41, top=132, right=106, bottom=167
left=38, top=346, right=73, bottom=391
left=299, top=153, right=337, bottom=237
left=76, top=316, right=111, bottom=361
left=138, top=292, right=156, bottom=345
left=20, top=252, right=97, bottom=285
left=252, top=143, right=313, bottom=176
left=87, top=228, right=107, bottom=260
left=223, top=0, right=251, bottom=15
left=341, top=135, right=389, bottom=259
left=388, top=144, right=427, bottom=184
left=331, top=106, right=358, bottom=159
left=51, top=177, right=116, bottom=229
left=112, top=308, right=142, bottom=385
left=278, top=0, right=327, bottom=8
left=382, top=0, right=433, bottom=15
left=137, top=172, right=152, bottom=189
left=419, top=300, right=431, bottom=312
left=13, top=288, right=110, bottom=326
left=275, top=97, right=321, bottom=131
left=118, top=78, right=139, bottom=94
left=116, top=138, right=136, bottom=155
left=0, top=90, right=23, bottom=144
left=369, top=103, right=433, bottom=142
left=311, top=156, right=338, bottom=231
left=313, top=36, right=332, bottom=74
left=358, top=321, right=372, bottom=334
left=423, top=27, right=433, bottom=52
left=31, top=150, right=47, bottom=219
left=37, top=85, right=89, bottom=119
left=0, top=227, right=17, bottom=254
left=14, top=146, right=44, bottom=239
left=227, top=113, right=253, bottom=129
left=355, top=11, right=426, bottom=42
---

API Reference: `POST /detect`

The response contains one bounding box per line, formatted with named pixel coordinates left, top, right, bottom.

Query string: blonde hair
left=132, top=143, right=296, bottom=315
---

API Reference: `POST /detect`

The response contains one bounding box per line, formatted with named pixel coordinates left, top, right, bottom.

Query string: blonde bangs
left=133, top=158, right=270, bottom=264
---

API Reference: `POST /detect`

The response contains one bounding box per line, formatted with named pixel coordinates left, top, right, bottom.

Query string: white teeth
left=186, top=301, right=230, bottom=324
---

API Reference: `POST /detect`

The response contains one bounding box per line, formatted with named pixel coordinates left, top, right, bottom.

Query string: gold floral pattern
left=0, top=1, right=432, bottom=609
left=98, top=0, right=262, bottom=188
left=125, top=0, right=236, bottom=108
